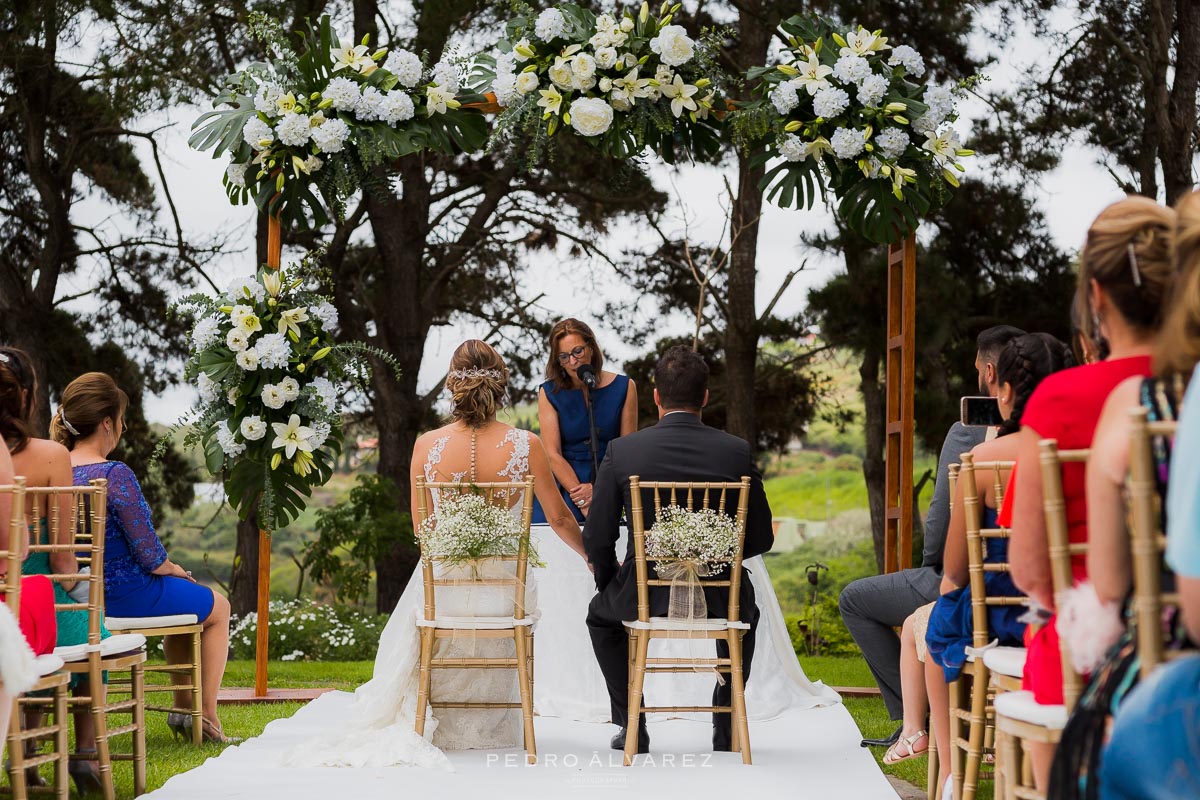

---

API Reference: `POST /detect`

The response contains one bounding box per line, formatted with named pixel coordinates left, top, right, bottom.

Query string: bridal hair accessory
left=1127, top=243, right=1142, bottom=287
left=59, top=411, right=81, bottom=437
left=0, top=353, right=9, bottom=363
left=448, top=368, right=503, bottom=381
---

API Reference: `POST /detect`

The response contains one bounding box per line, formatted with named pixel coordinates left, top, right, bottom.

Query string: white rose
left=571, top=53, right=597, bottom=81
left=236, top=348, right=260, bottom=372
left=620, top=16, right=635, bottom=32
left=279, top=376, right=301, bottom=402
left=548, top=58, right=574, bottom=90
left=226, top=328, right=249, bottom=352
left=198, top=373, right=219, bottom=404
left=594, top=47, right=618, bottom=70
left=516, top=71, right=539, bottom=94
left=227, top=387, right=240, bottom=406
left=261, top=383, right=287, bottom=409
left=648, top=25, right=695, bottom=68
left=240, top=416, right=268, bottom=441
left=569, top=97, right=614, bottom=137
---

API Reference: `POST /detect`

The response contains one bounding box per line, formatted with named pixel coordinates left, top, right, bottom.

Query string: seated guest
left=1, top=347, right=106, bottom=791
left=1051, top=190, right=1200, bottom=797
left=840, top=325, right=1022, bottom=744
left=53, top=372, right=234, bottom=744
left=922, top=333, right=1074, bottom=797
left=1008, top=196, right=1174, bottom=791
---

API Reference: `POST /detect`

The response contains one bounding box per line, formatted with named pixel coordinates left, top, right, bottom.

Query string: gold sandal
left=882, top=730, right=928, bottom=765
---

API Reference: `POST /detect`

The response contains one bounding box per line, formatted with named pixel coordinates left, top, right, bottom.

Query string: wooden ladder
left=884, top=233, right=916, bottom=573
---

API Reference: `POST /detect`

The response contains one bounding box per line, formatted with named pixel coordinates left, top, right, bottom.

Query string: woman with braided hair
left=917, top=333, right=1074, bottom=797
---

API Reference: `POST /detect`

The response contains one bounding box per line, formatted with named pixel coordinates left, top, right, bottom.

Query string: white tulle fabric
left=0, top=602, right=38, bottom=695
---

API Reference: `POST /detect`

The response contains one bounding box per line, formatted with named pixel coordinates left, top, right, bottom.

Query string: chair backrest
left=1, top=477, right=27, bottom=614
left=1038, top=439, right=1088, bottom=710
left=959, top=454, right=1020, bottom=649
left=627, top=476, right=753, bottom=624
left=23, top=480, right=109, bottom=646
left=1127, top=406, right=1181, bottom=677
left=413, top=477, right=536, bottom=622
left=948, top=463, right=960, bottom=514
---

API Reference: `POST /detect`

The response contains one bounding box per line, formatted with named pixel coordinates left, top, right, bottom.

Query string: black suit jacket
left=583, top=413, right=774, bottom=624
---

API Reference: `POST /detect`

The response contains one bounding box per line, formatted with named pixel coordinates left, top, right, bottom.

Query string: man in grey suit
left=584, top=346, right=775, bottom=754
left=840, top=325, right=1024, bottom=745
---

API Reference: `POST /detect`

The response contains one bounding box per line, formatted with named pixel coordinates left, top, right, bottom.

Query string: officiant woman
left=533, top=319, right=637, bottom=523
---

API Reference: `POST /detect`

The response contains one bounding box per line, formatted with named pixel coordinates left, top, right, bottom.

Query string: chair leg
left=414, top=628, right=434, bottom=737
left=624, top=631, right=650, bottom=766
left=191, top=631, right=203, bottom=746
left=949, top=676, right=965, bottom=800
left=133, top=663, right=146, bottom=796
left=54, top=684, right=69, bottom=800
left=728, top=630, right=751, bottom=765
left=513, top=627, right=536, bottom=765
left=962, top=667, right=988, bottom=800
left=8, top=695, right=28, bottom=799
left=928, top=726, right=940, bottom=800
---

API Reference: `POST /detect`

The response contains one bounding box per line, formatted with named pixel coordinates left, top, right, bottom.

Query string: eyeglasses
left=556, top=345, right=589, bottom=364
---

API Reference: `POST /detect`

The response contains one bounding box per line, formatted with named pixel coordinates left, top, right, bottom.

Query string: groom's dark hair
left=654, top=346, right=708, bottom=410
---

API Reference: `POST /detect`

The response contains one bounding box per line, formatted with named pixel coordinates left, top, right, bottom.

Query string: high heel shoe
left=69, top=750, right=103, bottom=796
left=166, top=712, right=190, bottom=741
left=201, top=717, right=240, bottom=745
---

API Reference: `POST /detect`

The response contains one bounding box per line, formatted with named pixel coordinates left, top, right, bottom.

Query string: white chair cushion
left=33, top=654, right=64, bottom=677
left=106, top=614, right=199, bottom=631
left=994, top=690, right=1068, bottom=730
left=622, top=618, right=752, bottom=631
left=983, top=646, right=1028, bottom=678
left=54, top=633, right=147, bottom=662
left=415, top=616, right=534, bottom=630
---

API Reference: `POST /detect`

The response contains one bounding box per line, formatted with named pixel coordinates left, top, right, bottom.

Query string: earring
left=1090, top=308, right=1105, bottom=351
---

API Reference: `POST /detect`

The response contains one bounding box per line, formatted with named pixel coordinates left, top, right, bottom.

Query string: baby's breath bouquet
left=645, top=505, right=740, bottom=620
left=417, top=492, right=534, bottom=567
left=469, top=1, right=729, bottom=164
left=190, top=13, right=487, bottom=228
left=733, top=15, right=973, bottom=244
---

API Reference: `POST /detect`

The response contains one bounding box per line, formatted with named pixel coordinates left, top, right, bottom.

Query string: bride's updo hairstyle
left=446, top=340, right=509, bottom=429
left=50, top=372, right=129, bottom=451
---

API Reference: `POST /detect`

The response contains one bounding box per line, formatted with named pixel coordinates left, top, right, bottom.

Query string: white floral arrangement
left=417, top=492, right=534, bottom=567
left=470, top=1, right=729, bottom=163
left=645, top=505, right=739, bottom=567
left=733, top=15, right=974, bottom=244
left=172, top=249, right=392, bottom=528
left=190, top=13, right=487, bottom=228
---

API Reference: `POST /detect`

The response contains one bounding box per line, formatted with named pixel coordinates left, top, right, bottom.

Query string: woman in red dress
left=1009, top=195, right=1176, bottom=791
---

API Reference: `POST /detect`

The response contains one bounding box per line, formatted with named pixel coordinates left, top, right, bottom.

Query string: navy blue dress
left=926, top=507, right=1026, bottom=681
left=533, top=374, right=630, bottom=524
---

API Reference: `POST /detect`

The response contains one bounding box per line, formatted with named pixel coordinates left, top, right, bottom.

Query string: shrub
left=229, top=599, right=388, bottom=661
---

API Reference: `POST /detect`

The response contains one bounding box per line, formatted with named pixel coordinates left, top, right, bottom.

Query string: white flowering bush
left=417, top=491, right=535, bottom=567
left=174, top=249, right=394, bottom=528
left=229, top=599, right=388, bottom=661
left=645, top=505, right=740, bottom=568
left=469, top=1, right=729, bottom=164
left=733, top=15, right=974, bottom=244
left=189, top=14, right=487, bottom=228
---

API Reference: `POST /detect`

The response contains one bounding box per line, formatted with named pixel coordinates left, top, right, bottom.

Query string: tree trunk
left=371, top=372, right=423, bottom=613
left=1160, top=0, right=1200, bottom=203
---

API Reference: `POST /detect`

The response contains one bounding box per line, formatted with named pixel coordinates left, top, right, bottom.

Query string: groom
left=583, top=346, right=775, bottom=753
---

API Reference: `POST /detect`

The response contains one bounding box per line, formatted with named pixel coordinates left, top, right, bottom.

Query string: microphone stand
left=583, top=381, right=601, bottom=482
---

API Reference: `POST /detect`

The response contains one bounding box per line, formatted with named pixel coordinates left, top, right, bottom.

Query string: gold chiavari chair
left=994, top=442, right=1087, bottom=800
left=947, top=456, right=1024, bottom=800
left=23, top=482, right=147, bottom=800
left=926, top=464, right=963, bottom=800
left=412, top=477, right=538, bottom=765
left=1127, top=406, right=1182, bottom=677
left=623, top=477, right=754, bottom=766
left=2, top=478, right=70, bottom=800
left=103, top=614, right=202, bottom=745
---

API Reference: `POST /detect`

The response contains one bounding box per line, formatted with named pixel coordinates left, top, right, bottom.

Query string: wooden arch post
left=255, top=214, right=282, bottom=698
left=884, top=233, right=916, bottom=574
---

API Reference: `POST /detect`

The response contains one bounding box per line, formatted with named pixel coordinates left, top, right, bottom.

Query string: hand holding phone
left=960, top=396, right=1003, bottom=427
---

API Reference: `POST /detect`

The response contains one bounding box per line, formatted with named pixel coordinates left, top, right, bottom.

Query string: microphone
left=576, top=363, right=599, bottom=390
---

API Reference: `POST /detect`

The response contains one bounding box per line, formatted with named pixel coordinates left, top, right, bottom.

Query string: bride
left=283, top=340, right=586, bottom=768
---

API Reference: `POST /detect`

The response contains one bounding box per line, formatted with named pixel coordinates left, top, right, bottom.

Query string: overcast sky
left=64, top=7, right=1128, bottom=425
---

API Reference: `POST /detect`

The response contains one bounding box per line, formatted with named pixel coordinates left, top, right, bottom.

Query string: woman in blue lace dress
left=533, top=319, right=637, bottom=523
left=53, top=372, right=234, bottom=744
left=923, top=333, right=1075, bottom=799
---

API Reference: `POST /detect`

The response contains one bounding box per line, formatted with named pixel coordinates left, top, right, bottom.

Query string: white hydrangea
left=770, top=81, right=799, bottom=115
left=649, top=25, right=695, bottom=67
left=191, top=316, right=222, bottom=350
left=830, top=127, right=868, bottom=159
left=275, top=112, right=312, bottom=147
left=254, top=83, right=284, bottom=116
left=876, top=127, right=911, bottom=160
left=226, top=328, right=250, bottom=352
left=216, top=420, right=246, bottom=458
left=384, top=49, right=423, bottom=88
left=242, top=117, right=274, bottom=151
left=569, top=97, right=614, bottom=137
left=309, top=377, right=338, bottom=411
left=240, top=415, right=268, bottom=441
left=888, top=45, right=926, bottom=77
left=432, top=60, right=460, bottom=94
left=356, top=87, right=384, bottom=121
left=920, top=83, right=956, bottom=133
left=225, top=275, right=265, bottom=303
left=256, top=332, right=291, bottom=370
left=235, top=348, right=260, bottom=372
left=378, top=91, right=415, bottom=124
left=310, top=302, right=338, bottom=330
left=261, top=384, right=287, bottom=410
left=324, top=77, right=361, bottom=111
left=279, top=376, right=301, bottom=402
left=812, top=86, right=850, bottom=118
left=311, top=118, right=351, bottom=154
left=777, top=134, right=806, bottom=162
left=857, top=74, right=889, bottom=108
left=198, top=372, right=219, bottom=404
left=226, top=162, right=248, bottom=188
left=492, top=72, right=519, bottom=106
left=534, top=8, right=567, bottom=41
left=309, top=421, right=332, bottom=449
left=832, top=54, right=872, bottom=85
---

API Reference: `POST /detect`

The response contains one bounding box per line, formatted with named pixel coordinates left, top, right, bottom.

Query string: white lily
left=804, top=137, right=834, bottom=160
left=331, top=41, right=373, bottom=73
left=537, top=85, right=564, bottom=116
left=923, top=127, right=962, bottom=168
left=839, top=28, right=890, bottom=57
left=277, top=306, right=310, bottom=338
left=426, top=84, right=460, bottom=116
left=793, top=54, right=834, bottom=96
left=659, top=73, right=698, bottom=118
left=611, top=67, right=651, bottom=101
left=262, top=272, right=282, bottom=298
left=271, top=414, right=316, bottom=458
